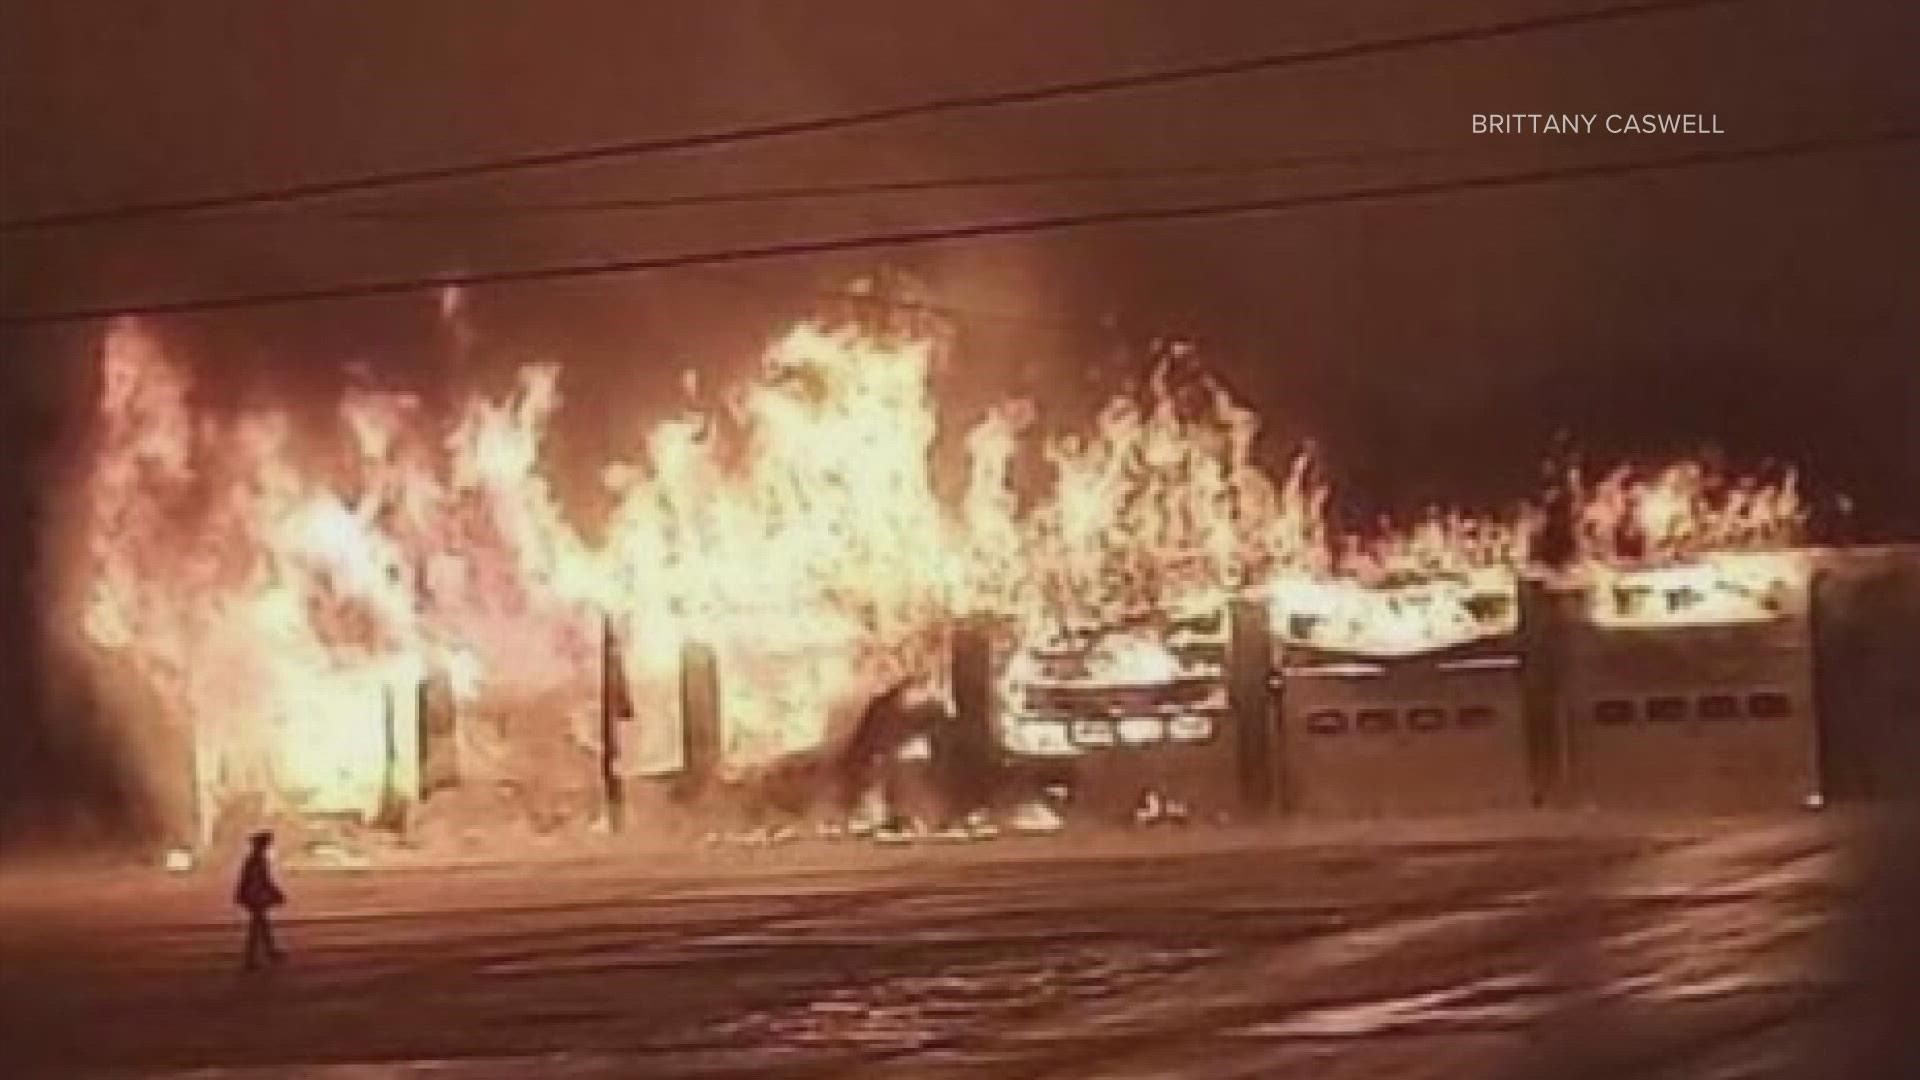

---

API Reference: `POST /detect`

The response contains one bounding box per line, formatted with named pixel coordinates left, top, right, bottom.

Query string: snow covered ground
left=0, top=817, right=1873, bottom=1078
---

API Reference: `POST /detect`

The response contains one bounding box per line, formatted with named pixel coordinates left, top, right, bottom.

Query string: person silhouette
left=234, top=830, right=287, bottom=970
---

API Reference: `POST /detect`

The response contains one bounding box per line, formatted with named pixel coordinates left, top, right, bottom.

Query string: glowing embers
left=1582, top=551, right=1808, bottom=627
left=1267, top=567, right=1520, bottom=657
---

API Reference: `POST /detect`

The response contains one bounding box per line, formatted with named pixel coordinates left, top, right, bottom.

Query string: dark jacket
left=234, top=851, right=285, bottom=911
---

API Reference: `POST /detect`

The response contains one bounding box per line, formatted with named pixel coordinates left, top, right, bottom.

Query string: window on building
left=1167, top=713, right=1215, bottom=742
left=1356, top=708, right=1397, bottom=733
left=1306, top=710, right=1347, bottom=735
left=1408, top=707, right=1448, bottom=731
left=1457, top=705, right=1498, bottom=728
left=1647, top=696, right=1688, bottom=722
left=1070, top=719, right=1116, bottom=747
left=1594, top=699, right=1636, bottom=724
left=1699, top=694, right=1741, bottom=720
left=1748, top=692, right=1793, bottom=719
left=1305, top=707, right=1351, bottom=730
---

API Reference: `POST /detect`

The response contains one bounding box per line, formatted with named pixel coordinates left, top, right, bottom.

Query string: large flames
left=1569, top=461, right=1809, bottom=626
left=64, top=313, right=1810, bottom=829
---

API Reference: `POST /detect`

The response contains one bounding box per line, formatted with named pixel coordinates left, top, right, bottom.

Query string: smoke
left=0, top=326, right=154, bottom=853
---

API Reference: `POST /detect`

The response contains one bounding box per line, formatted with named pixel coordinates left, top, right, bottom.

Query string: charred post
left=599, top=615, right=627, bottom=829
left=373, top=684, right=406, bottom=832
left=417, top=668, right=458, bottom=797
left=679, top=641, right=722, bottom=800
left=942, top=615, right=997, bottom=817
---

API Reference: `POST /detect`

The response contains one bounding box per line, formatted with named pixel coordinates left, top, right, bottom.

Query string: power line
left=49, top=147, right=1470, bottom=227
left=4, top=129, right=1905, bottom=329
left=677, top=268, right=1107, bottom=334
left=0, top=0, right=1738, bottom=231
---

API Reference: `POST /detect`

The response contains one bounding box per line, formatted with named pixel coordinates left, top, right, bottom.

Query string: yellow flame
left=1570, top=461, right=1808, bottom=626
left=69, top=317, right=1814, bottom=823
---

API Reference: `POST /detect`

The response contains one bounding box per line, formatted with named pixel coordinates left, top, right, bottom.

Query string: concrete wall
left=1812, top=547, right=1920, bottom=802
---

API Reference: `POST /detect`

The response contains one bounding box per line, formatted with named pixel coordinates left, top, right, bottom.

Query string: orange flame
left=67, top=317, right=1815, bottom=825
left=1568, top=461, right=1809, bottom=626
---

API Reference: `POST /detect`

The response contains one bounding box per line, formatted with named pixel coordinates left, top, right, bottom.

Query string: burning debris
left=61, top=314, right=1818, bottom=848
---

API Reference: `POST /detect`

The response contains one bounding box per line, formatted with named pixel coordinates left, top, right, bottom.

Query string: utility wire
left=0, top=0, right=1739, bottom=231
left=675, top=268, right=1106, bottom=333
left=3, top=129, right=1906, bottom=329
left=59, top=146, right=1468, bottom=226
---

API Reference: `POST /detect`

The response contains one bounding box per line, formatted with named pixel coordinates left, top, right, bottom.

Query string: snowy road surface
left=0, top=820, right=1864, bottom=1078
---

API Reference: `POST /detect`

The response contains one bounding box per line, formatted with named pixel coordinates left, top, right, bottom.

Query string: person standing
left=234, top=830, right=287, bottom=970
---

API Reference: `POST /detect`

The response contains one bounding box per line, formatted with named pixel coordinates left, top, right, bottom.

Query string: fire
left=63, top=313, right=1815, bottom=833
left=598, top=323, right=961, bottom=765
left=1268, top=566, right=1521, bottom=657
left=1265, top=507, right=1531, bottom=656
left=78, top=326, right=438, bottom=824
left=1568, top=461, right=1809, bottom=626
left=1572, top=459, right=1805, bottom=562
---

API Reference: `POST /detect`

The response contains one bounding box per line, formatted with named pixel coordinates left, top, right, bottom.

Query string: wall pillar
left=1228, top=597, right=1278, bottom=815
left=1518, top=576, right=1569, bottom=808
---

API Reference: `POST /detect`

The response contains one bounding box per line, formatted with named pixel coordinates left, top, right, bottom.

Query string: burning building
left=54, top=314, right=1910, bottom=851
left=1530, top=466, right=1823, bottom=812
left=992, top=602, right=1243, bottom=825
left=1537, top=553, right=1820, bottom=812
left=1268, top=568, right=1536, bottom=817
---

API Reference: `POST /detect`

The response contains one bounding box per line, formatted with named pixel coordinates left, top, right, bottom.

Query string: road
left=0, top=818, right=1866, bottom=1078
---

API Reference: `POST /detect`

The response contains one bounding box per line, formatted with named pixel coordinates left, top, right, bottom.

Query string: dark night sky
left=1, top=0, right=1915, bottom=835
